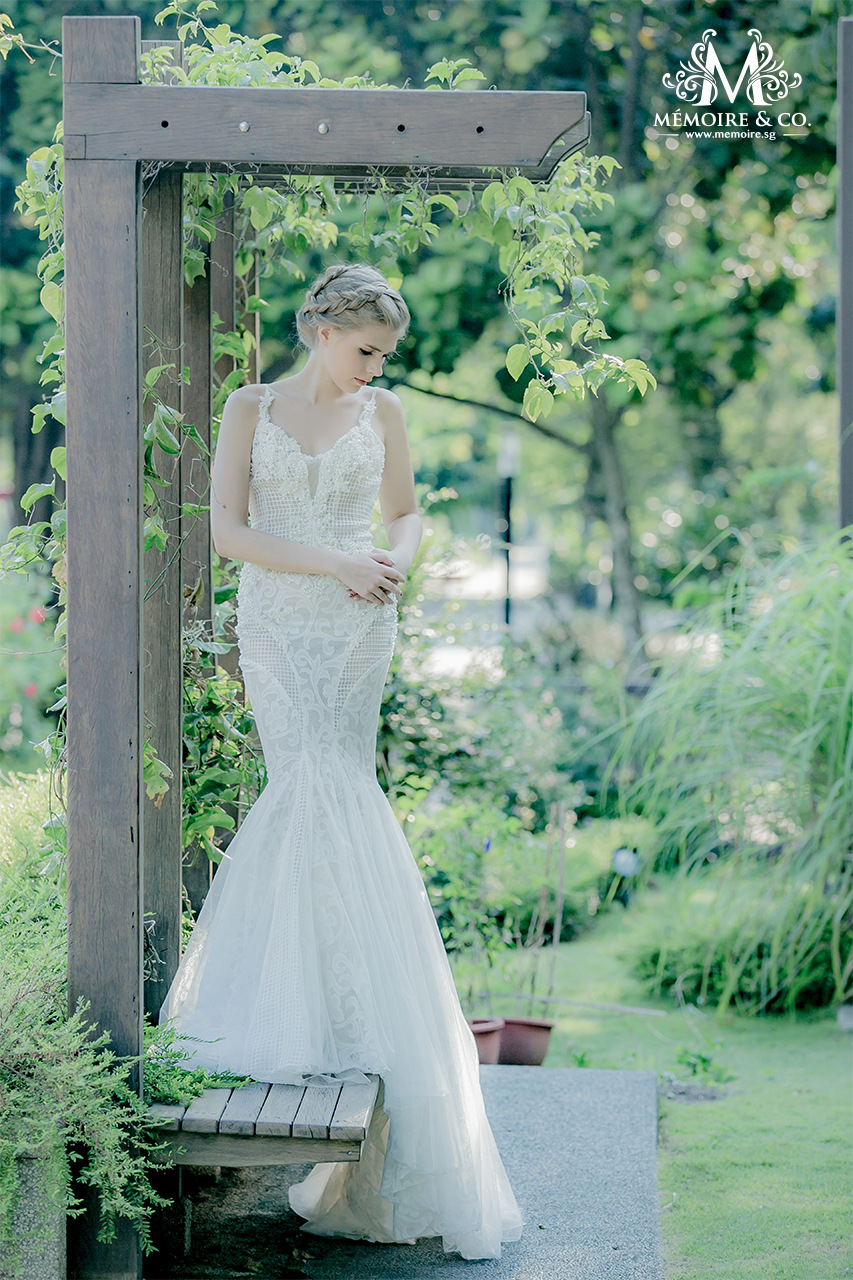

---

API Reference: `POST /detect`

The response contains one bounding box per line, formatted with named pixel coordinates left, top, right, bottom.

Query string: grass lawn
left=475, top=898, right=853, bottom=1280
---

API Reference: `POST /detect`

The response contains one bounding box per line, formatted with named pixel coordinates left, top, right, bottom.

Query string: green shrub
left=0, top=840, right=168, bottom=1254
left=400, top=784, right=655, bottom=947
left=627, top=869, right=840, bottom=1013
left=0, top=571, right=61, bottom=775
left=0, top=775, right=246, bottom=1257
left=609, top=535, right=853, bottom=1013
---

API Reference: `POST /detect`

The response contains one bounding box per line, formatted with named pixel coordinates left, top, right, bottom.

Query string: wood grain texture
left=147, top=1102, right=187, bottom=1132
left=63, top=21, right=143, bottom=1274
left=180, top=246, right=215, bottom=917
left=210, top=196, right=242, bottom=688
left=152, top=1132, right=362, bottom=1166
left=329, top=1076, right=380, bottom=1141
left=65, top=159, right=143, bottom=1066
left=141, top=166, right=184, bottom=1018
left=255, top=1084, right=306, bottom=1137
left=180, top=247, right=213, bottom=633
left=291, top=1084, right=342, bottom=1139
left=181, top=1087, right=233, bottom=1133
left=218, top=1082, right=271, bottom=1135
left=62, top=16, right=140, bottom=85
left=64, top=84, right=587, bottom=169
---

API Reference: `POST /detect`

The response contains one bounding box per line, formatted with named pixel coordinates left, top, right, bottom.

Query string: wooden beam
left=151, top=1131, right=362, bottom=1166
left=839, top=17, right=853, bottom=531
left=63, top=83, right=589, bottom=176
left=141, top=164, right=184, bottom=1018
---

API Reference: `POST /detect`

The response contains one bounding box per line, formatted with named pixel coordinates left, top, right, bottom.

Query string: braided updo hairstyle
left=295, top=262, right=410, bottom=351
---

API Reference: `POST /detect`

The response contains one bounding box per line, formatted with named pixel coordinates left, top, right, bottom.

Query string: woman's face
left=317, top=322, right=402, bottom=392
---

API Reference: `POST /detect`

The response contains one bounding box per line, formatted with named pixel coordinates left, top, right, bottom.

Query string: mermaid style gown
left=159, top=386, right=523, bottom=1259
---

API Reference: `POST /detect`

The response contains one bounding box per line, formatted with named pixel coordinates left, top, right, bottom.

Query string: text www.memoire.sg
left=685, top=130, right=777, bottom=140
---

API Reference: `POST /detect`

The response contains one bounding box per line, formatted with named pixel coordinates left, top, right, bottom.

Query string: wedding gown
left=159, top=385, right=523, bottom=1259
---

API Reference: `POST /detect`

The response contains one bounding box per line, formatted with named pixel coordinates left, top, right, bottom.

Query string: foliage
left=142, top=1018, right=251, bottom=1106
left=608, top=534, right=853, bottom=1012
left=628, top=867, right=843, bottom=1015
left=181, top=624, right=265, bottom=864
left=0, top=567, right=60, bottom=773
left=0, top=839, right=168, bottom=1254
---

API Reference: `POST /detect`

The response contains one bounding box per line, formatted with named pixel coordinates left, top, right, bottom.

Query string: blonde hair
left=295, top=262, right=409, bottom=350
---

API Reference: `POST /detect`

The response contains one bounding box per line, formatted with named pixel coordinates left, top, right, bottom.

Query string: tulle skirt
left=159, top=569, right=523, bottom=1259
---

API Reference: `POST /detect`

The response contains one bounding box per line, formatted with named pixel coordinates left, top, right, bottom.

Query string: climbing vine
left=2, top=3, right=654, bottom=822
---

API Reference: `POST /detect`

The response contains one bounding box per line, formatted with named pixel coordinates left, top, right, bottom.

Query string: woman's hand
left=337, top=548, right=405, bottom=605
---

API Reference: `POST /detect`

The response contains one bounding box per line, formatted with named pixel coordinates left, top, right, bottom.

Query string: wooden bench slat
left=329, top=1076, right=380, bottom=1141
left=181, top=1087, right=233, bottom=1133
left=291, top=1084, right=341, bottom=1139
left=147, top=1102, right=187, bottom=1132
left=152, top=1131, right=362, bottom=1166
left=255, top=1084, right=306, bottom=1137
left=219, top=1081, right=271, bottom=1135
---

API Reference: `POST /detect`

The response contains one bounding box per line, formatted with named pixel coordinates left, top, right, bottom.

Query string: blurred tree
left=1, top=0, right=840, bottom=644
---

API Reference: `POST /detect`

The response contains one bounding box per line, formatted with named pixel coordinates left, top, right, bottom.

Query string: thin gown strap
left=258, top=384, right=275, bottom=425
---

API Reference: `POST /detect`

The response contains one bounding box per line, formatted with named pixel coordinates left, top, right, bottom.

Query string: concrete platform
left=144, top=1066, right=662, bottom=1280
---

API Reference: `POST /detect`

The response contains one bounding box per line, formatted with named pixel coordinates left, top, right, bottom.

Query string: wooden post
left=839, top=16, right=853, bottom=532
left=211, top=194, right=241, bottom=684
left=141, top=161, right=184, bottom=1016
left=63, top=17, right=144, bottom=1280
left=211, top=192, right=237, bottom=391
left=181, top=249, right=214, bottom=628
left=181, top=248, right=215, bottom=914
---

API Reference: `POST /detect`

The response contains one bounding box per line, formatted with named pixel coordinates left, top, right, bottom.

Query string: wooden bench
left=148, top=1076, right=380, bottom=1168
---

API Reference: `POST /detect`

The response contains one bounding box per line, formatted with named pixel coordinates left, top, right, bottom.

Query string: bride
left=159, top=262, right=523, bottom=1260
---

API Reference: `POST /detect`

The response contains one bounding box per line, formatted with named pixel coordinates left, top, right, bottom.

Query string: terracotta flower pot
left=469, top=1017, right=505, bottom=1065
left=497, top=1016, right=555, bottom=1066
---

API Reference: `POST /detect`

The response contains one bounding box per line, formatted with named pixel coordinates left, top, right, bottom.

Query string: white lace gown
left=159, top=386, right=523, bottom=1260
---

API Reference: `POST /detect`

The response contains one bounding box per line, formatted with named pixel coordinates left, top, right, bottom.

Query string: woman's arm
left=376, top=389, right=423, bottom=575
left=210, top=385, right=405, bottom=603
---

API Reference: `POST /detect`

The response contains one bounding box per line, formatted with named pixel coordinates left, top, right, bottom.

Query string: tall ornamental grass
left=608, top=534, right=853, bottom=1013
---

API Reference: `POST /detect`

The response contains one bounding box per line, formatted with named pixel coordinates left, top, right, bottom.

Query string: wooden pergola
left=60, top=16, right=588, bottom=1274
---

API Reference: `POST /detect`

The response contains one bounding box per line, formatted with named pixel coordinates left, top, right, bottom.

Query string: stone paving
left=144, top=1065, right=662, bottom=1280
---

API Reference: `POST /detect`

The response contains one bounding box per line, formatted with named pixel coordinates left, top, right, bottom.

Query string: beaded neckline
left=257, top=385, right=379, bottom=462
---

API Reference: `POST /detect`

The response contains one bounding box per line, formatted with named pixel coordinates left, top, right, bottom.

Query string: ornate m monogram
left=663, top=29, right=802, bottom=107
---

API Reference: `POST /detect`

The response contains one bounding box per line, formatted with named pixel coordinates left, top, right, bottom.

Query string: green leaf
left=570, top=319, right=589, bottom=344
left=49, top=389, right=66, bottom=426
left=242, top=186, right=273, bottom=231
left=39, top=281, right=63, bottom=322
left=31, top=404, right=49, bottom=435
left=453, top=67, right=486, bottom=84
left=180, top=420, right=210, bottom=452
left=143, top=512, right=168, bottom=552
left=506, top=344, right=530, bottom=381
left=522, top=381, right=554, bottom=423
left=21, top=480, right=55, bottom=512
left=145, top=362, right=174, bottom=388
left=144, top=740, right=173, bottom=802
left=50, top=446, right=66, bottom=481
left=152, top=405, right=182, bottom=454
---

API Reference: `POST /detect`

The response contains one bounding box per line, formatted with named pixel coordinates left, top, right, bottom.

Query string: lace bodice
left=248, top=385, right=384, bottom=555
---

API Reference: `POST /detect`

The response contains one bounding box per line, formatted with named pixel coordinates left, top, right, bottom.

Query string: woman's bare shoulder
left=373, top=386, right=406, bottom=433
left=220, top=383, right=268, bottom=432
